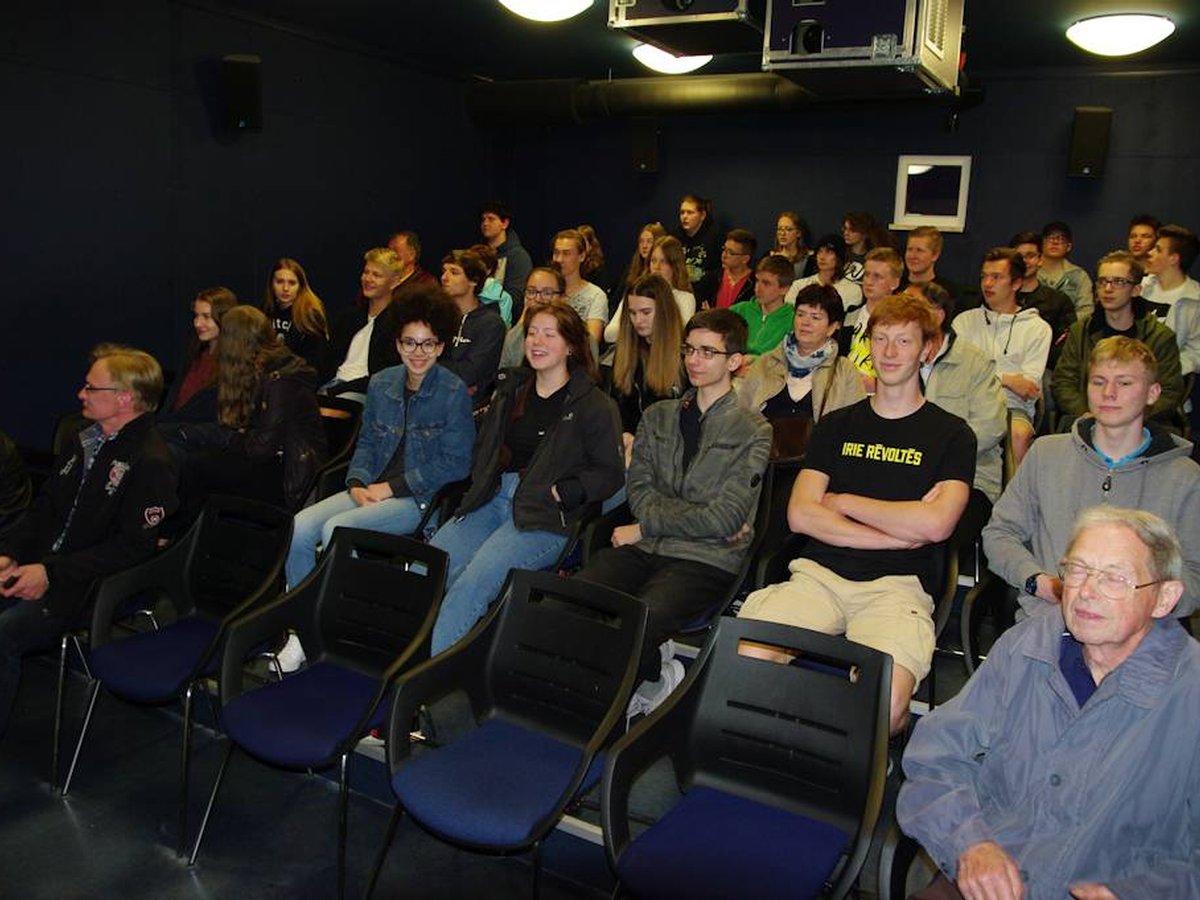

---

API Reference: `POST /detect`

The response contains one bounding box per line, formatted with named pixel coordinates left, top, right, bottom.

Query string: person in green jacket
left=731, top=254, right=795, bottom=359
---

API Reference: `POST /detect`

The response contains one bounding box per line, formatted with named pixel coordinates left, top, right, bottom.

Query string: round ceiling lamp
left=632, top=42, right=713, bottom=74
left=1065, top=14, right=1175, bottom=56
left=497, top=0, right=594, bottom=23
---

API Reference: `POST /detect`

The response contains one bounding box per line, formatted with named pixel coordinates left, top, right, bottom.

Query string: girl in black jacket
left=428, top=301, right=624, bottom=654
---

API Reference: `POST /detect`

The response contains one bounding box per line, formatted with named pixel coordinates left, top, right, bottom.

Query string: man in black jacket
left=0, top=346, right=178, bottom=738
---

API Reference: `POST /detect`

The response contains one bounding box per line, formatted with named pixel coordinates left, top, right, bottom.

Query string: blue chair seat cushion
left=616, top=785, right=850, bottom=900
left=89, top=617, right=220, bottom=702
left=392, top=717, right=594, bottom=850
left=222, top=661, right=384, bottom=768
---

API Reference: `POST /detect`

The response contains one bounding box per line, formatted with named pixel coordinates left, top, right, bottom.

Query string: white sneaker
left=659, top=639, right=675, bottom=668
left=626, top=658, right=685, bottom=723
left=275, top=632, right=306, bottom=673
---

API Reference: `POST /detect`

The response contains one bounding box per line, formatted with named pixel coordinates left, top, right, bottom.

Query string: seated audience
left=428, top=302, right=624, bottom=653
left=985, top=336, right=1200, bottom=620
left=1037, top=220, right=1094, bottom=318
left=0, top=346, right=177, bottom=739
left=922, top=283, right=1008, bottom=532
left=552, top=228, right=609, bottom=347
left=324, top=247, right=406, bottom=400
left=160, top=286, right=238, bottom=425
left=739, top=294, right=976, bottom=734
left=737, top=283, right=865, bottom=459
left=577, top=223, right=612, bottom=296
left=1052, top=250, right=1183, bottom=429
left=285, top=287, right=474, bottom=588
left=1009, top=231, right=1076, bottom=365
left=605, top=235, right=696, bottom=345
left=179, top=306, right=327, bottom=516
left=953, top=248, right=1051, bottom=464
left=609, top=222, right=667, bottom=322
left=899, top=507, right=1199, bottom=900
left=770, top=210, right=814, bottom=278
left=468, top=242, right=513, bottom=327
left=900, top=226, right=970, bottom=312
left=576, top=309, right=771, bottom=718
left=1141, top=224, right=1200, bottom=373
left=1126, top=212, right=1160, bottom=264
left=787, top=233, right=864, bottom=316
left=499, top=267, right=566, bottom=369
left=262, top=258, right=332, bottom=379
left=836, top=246, right=901, bottom=392
left=676, top=192, right=721, bottom=305
left=440, top=249, right=505, bottom=408
left=840, top=211, right=890, bottom=283
left=608, top=274, right=686, bottom=463
left=480, top=201, right=532, bottom=319
left=713, top=228, right=757, bottom=309
left=387, top=230, right=438, bottom=289
left=731, top=254, right=795, bottom=358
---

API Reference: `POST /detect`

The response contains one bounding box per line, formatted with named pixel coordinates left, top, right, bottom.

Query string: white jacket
left=952, top=305, right=1051, bottom=419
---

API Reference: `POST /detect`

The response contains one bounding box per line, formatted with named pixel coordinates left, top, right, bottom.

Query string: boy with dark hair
left=740, top=294, right=976, bottom=734
left=441, top=249, right=505, bottom=408
left=576, top=308, right=771, bottom=719
left=1008, top=230, right=1076, bottom=357
left=713, top=228, right=757, bottom=309
left=1038, top=220, right=1095, bottom=318
left=1127, top=213, right=1161, bottom=263
left=731, top=254, right=795, bottom=357
left=480, top=200, right=533, bottom=318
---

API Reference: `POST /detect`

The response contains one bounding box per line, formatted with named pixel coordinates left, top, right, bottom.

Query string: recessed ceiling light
left=632, top=43, right=713, bottom=75
left=497, top=0, right=593, bottom=23
left=1066, top=14, right=1175, bottom=57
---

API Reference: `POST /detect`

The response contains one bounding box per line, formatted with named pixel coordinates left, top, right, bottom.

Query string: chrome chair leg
left=178, top=682, right=194, bottom=857
left=188, top=742, right=234, bottom=866
left=338, top=752, right=349, bottom=900
left=531, top=839, right=543, bottom=900
left=60, top=679, right=100, bottom=797
left=50, top=634, right=69, bottom=791
left=363, top=803, right=405, bottom=899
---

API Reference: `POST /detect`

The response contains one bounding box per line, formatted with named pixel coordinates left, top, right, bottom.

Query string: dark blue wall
left=485, top=68, right=1200, bottom=292
left=0, top=2, right=485, bottom=448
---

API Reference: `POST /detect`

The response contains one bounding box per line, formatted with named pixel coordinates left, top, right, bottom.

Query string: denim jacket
left=346, top=363, right=474, bottom=506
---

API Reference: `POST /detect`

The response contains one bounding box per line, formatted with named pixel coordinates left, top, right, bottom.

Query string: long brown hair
left=626, top=223, right=667, bottom=288
left=189, top=286, right=238, bottom=364
left=216, top=305, right=294, bottom=428
left=262, top=258, right=329, bottom=339
left=613, top=275, right=684, bottom=398
left=651, top=236, right=692, bottom=292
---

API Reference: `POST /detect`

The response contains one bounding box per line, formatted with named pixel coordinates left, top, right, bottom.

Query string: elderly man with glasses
left=900, top=506, right=1199, bottom=900
left=0, top=345, right=177, bottom=740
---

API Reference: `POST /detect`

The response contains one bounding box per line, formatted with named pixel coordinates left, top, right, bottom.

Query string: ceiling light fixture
left=632, top=42, right=713, bottom=75
left=1065, top=14, right=1175, bottom=56
left=497, top=0, right=593, bottom=23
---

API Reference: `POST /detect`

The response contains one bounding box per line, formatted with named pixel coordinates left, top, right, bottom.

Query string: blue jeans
left=429, top=472, right=566, bottom=654
left=286, top=491, right=423, bottom=588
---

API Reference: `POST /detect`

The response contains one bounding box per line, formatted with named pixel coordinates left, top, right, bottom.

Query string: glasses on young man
left=524, top=287, right=561, bottom=300
left=1057, top=559, right=1163, bottom=601
left=680, top=343, right=732, bottom=361
left=1096, top=277, right=1136, bottom=289
left=81, top=383, right=122, bottom=393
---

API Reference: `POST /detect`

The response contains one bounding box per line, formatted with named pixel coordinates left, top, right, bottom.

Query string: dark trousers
left=0, top=596, right=69, bottom=739
left=575, top=546, right=734, bottom=683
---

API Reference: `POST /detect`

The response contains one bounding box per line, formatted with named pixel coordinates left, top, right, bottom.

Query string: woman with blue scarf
left=737, top=283, right=865, bottom=460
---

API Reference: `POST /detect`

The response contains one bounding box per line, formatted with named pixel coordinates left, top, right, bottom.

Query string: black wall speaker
left=221, top=54, right=262, bottom=132
left=631, top=116, right=659, bottom=173
left=1067, top=106, right=1112, bottom=178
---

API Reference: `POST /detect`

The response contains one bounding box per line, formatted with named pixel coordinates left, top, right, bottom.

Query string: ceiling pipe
left=465, top=73, right=814, bottom=126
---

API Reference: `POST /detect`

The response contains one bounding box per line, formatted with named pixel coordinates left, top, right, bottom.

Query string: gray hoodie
left=983, top=418, right=1200, bottom=617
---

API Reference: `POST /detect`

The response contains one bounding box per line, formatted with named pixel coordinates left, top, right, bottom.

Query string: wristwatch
left=1024, top=573, right=1040, bottom=596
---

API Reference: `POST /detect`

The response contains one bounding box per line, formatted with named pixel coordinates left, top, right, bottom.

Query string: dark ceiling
left=219, top=0, right=1199, bottom=83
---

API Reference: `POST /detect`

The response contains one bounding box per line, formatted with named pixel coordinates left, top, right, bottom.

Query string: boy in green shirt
left=732, top=254, right=795, bottom=359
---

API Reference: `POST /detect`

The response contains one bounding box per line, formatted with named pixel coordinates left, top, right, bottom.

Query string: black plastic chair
left=582, top=463, right=777, bottom=637
left=364, top=569, right=647, bottom=899
left=310, top=398, right=364, bottom=502
left=601, top=617, right=891, bottom=900
left=53, top=496, right=292, bottom=848
left=188, top=528, right=448, bottom=900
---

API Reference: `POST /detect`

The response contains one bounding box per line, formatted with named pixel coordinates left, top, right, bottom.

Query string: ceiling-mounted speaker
left=631, top=117, right=659, bottom=173
left=1067, top=106, right=1112, bottom=178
